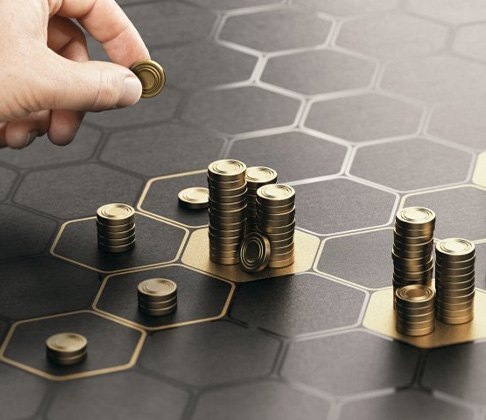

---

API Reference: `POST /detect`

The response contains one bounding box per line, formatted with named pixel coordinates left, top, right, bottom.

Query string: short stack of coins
left=256, top=184, right=296, bottom=269
left=395, top=285, right=435, bottom=337
left=138, top=278, right=177, bottom=317
left=97, top=203, right=136, bottom=253
left=46, top=333, right=88, bottom=366
left=208, top=159, right=247, bottom=265
left=245, top=166, right=278, bottom=232
left=435, top=238, right=475, bottom=325
left=392, top=207, right=435, bottom=294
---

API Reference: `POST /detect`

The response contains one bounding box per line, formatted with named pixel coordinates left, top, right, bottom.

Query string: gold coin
left=46, top=333, right=87, bottom=365
left=396, top=207, right=436, bottom=226
left=138, top=278, right=177, bottom=300
left=245, top=167, right=278, bottom=187
left=436, top=238, right=475, bottom=260
left=240, top=232, right=271, bottom=273
left=395, top=285, right=434, bottom=305
left=97, top=203, right=135, bottom=225
left=257, top=184, right=295, bottom=206
left=130, top=60, right=166, bottom=98
left=178, top=187, right=209, bottom=210
left=208, top=159, right=246, bottom=181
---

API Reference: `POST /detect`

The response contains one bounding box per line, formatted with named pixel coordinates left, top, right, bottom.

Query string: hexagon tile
left=473, top=152, right=486, bottom=187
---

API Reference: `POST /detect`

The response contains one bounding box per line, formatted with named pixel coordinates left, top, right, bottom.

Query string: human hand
left=0, top=0, right=150, bottom=148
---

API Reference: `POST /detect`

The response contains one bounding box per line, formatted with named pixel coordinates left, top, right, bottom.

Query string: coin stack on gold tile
left=208, top=159, right=247, bottom=265
left=395, top=285, right=435, bottom=337
left=392, top=207, right=435, bottom=295
left=46, top=333, right=88, bottom=366
left=435, top=238, right=475, bottom=325
left=245, top=167, right=278, bottom=232
left=97, top=203, right=136, bottom=253
left=138, top=278, right=177, bottom=317
left=256, top=184, right=295, bottom=269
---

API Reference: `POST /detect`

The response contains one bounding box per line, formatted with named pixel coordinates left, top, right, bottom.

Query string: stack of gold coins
left=435, top=238, right=475, bottom=325
left=256, top=184, right=296, bottom=269
left=97, top=203, right=136, bottom=253
left=395, top=285, right=435, bottom=337
left=208, top=159, right=247, bottom=265
left=245, top=167, right=278, bottom=232
left=392, top=207, right=435, bottom=294
left=46, top=333, right=88, bottom=366
left=138, top=278, right=177, bottom=317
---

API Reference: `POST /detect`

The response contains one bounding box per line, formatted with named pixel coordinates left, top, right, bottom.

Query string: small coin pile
left=256, top=184, right=296, bottom=269
left=435, top=238, right=475, bottom=325
left=392, top=207, right=435, bottom=295
left=138, top=278, right=177, bottom=317
left=178, top=187, right=209, bottom=210
left=245, top=167, right=278, bottom=232
left=208, top=159, right=247, bottom=265
left=97, top=203, right=136, bottom=253
left=395, top=285, right=435, bottom=337
left=46, top=333, right=88, bottom=366
left=130, top=59, right=166, bottom=98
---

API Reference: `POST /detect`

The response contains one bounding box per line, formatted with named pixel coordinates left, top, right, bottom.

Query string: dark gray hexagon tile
left=422, top=341, right=486, bottom=405
left=192, top=380, right=330, bottom=420
left=123, top=2, right=216, bottom=47
left=350, top=138, right=473, bottom=192
left=403, top=186, right=486, bottom=241
left=220, top=9, right=331, bottom=52
left=293, top=0, right=398, bottom=16
left=262, top=49, right=375, bottom=96
left=188, top=0, right=279, bottom=10
left=53, top=214, right=187, bottom=273
left=306, top=93, right=422, bottom=143
left=339, top=389, right=474, bottom=420
left=0, top=167, right=17, bottom=201
left=140, top=321, right=280, bottom=386
left=14, top=163, right=143, bottom=220
left=85, top=87, right=181, bottom=129
left=228, top=132, right=347, bottom=182
left=282, top=331, right=419, bottom=395
left=0, top=125, right=101, bottom=169
left=454, top=24, right=486, bottom=62
left=293, top=178, right=396, bottom=235
left=182, top=87, right=301, bottom=135
left=408, top=0, right=486, bottom=25
left=337, top=13, right=447, bottom=59
left=96, top=265, right=232, bottom=329
left=101, top=124, right=224, bottom=178
left=317, top=228, right=393, bottom=289
left=47, top=371, right=188, bottom=420
left=141, top=171, right=208, bottom=228
left=381, top=55, right=486, bottom=105
left=475, top=242, right=486, bottom=290
left=0, top=363, right=48, bottom=419
left=428, top=104, right=486, bottom=151
left=0, top=205, right=57, bottom=261
left=4, top=312, right=143, bottom=378
left=0, top=319, right=8, bottom=342
left=153, top=42, right=257, bottom=91
left=230, top=273, right=365, bottom=336
left=0, top=257, right=99, bottom=320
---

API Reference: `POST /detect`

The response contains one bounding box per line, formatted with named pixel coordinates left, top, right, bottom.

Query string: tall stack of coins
left=245, top=167, right=278, bottom=232
left=395, top=285, right=435, bottom=337
left=97, top=203, right=136, bottom=253
left=392, top=207, right=435, bottom=294
left=138, top=278, right=177, bottom=317
left=208, top=159, right=247, bottom=265
left=435, top=238, right=475, bottom=325
left=256, top=184, right=295, bottom=268
left=46, top=333, right=88, bottom=366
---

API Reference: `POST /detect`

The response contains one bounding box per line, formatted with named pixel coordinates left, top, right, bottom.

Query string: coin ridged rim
left=178, top=187, right=209, bottom=210
left=46, top=333, right=87, bottom=357
left=137, top=278, right=177, bottom=300
left=97, top=203, right=135, bottom=224
left=239, top=232, right=271, bottom=273
left=245, top=166, right=278, bottom=186
left=208, top=159, right=246, bottom=181
left=396, top=207, right=436, bottom=225
left=257, top=184, right=295, bottom=206
left=435, top=238, right=475, bottom=259
left=395, top=285, right=435, bottom=304
left=130, top=60, right=166, bottom=98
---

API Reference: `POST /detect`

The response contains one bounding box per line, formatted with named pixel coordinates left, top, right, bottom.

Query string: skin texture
left=0, top=0, right=150, bottom=148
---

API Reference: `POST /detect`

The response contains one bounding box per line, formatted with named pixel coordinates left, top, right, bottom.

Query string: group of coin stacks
left=96, top=203, right=136, bottom=253
left=46, top=333, right=88, bottom=366
left=435, top=238, right=476, bottom=325
left=137, top=278, right=178, bottom=317
left=392, top=207, right=435, bottom=295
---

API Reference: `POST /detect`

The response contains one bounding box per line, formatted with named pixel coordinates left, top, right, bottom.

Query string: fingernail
left=25, top=131, right=39, bottom=147
left=117, top=76, right=142, bottom=108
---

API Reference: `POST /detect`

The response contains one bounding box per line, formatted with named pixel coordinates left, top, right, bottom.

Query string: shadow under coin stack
left=256, top=184, right=296, bottom=269
left=137, top=278, right=177, bottom=317
left=435, top=238, right=476, bottom=325
left=97, top=203, right=136, bottom=254
left=245, top=167, right=278, bottom=232
left=46, top=333, right=88, bottom=366
left=395, top=284, right=435, bottom=337
left=392, top=207, right=435, bottom=296
left=208, top=160, right=247, bottom=265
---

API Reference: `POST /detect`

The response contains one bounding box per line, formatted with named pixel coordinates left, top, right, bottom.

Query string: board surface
left=0, top=1, right=485, bottom=419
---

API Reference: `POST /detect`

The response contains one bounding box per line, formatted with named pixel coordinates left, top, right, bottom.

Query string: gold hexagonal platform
left=473, top=152, right=486, bottom=187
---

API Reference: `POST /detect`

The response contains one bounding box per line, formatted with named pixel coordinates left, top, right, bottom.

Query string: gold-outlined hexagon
left=0, top=310, right=146, bottom=382
left=50, top=211, right=189, bottom=275
left=92, top=263, right=235, bottom=332
left=137, top=169, right=208, bottom=229
left=473, top=152, right=486, bottom=187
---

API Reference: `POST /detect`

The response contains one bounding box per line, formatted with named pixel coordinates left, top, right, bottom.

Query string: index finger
left=50, top=0, right=150, bottom=67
